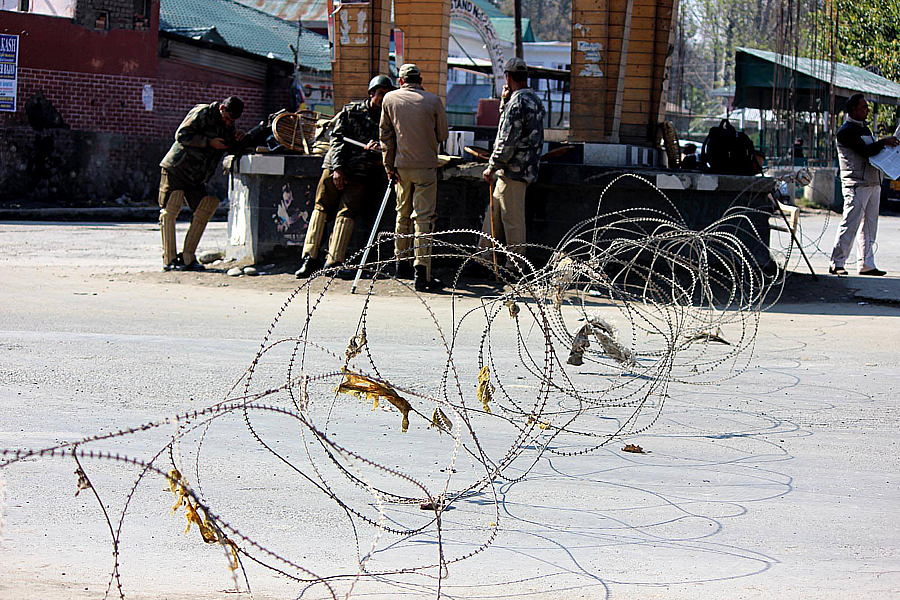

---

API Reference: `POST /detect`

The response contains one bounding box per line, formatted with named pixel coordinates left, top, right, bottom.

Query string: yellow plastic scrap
left=169, top=469, right=188, bottom=514
left=223, top=538, right=240, bottom=571
left=505, top=300, right=520, bottom=319
left=336, top=371, right=412, bottom=432
left=345, top=329, right=367, bottom=361
left=168, top=469, right=239, bottom=565
left=527, top=414, right=550, bottom=429
left=429, top=407, right=453, bottom=433
left=183, top=498, right=203, bottom=534
left=476, top=366, right=494, bottom=413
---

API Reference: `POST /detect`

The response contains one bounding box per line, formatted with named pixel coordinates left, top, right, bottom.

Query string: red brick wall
left=1, top=67, right=291, bottom=138
left=0, top=6, right=296, bottom=203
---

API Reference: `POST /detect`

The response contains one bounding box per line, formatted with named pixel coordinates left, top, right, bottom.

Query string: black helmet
left=368, top=75, right=395, bottom=93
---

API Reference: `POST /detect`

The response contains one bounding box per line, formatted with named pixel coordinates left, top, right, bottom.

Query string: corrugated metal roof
left=160, top=0, right=331, bottom=71
left=737, top=47, right=900, bottom=106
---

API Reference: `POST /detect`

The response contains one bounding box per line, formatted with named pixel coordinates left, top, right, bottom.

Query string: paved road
left=0, top=217, right=899, bottom=599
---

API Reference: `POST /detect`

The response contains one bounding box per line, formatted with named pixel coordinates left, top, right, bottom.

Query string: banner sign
left=393, top=28, right=404, bottom=70
left=0, top=34, right=18, bottom=113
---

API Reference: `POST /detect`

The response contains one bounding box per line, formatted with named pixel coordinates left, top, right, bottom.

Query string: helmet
left=368, top=75, right=395, bottom=93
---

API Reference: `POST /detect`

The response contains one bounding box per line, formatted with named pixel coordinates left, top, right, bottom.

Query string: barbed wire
left=0, top=174, right=791, bottom=598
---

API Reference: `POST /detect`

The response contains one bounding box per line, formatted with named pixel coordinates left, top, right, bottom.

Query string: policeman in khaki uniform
left=380, top=63, right=449, bottom=292
left=158, top=96, right=245, bottom=271
left=295, top=75, right=395, bottom=279
left=480, top=57, right=545, bottom=276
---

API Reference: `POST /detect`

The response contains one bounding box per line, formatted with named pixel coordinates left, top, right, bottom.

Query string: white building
left=446, top=0, right=570, bottom=126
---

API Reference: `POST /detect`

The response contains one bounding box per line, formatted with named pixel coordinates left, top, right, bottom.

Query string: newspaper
left=870, top=146, right=900, bottom=180
left=870, top=123, right=900, bottom=180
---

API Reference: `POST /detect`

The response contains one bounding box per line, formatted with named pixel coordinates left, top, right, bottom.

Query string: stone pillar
left=331, top=0, right=391, bottom=113
left=568, top=0, right=677, bottom=145
left=393, top=0, right=451, bottom=102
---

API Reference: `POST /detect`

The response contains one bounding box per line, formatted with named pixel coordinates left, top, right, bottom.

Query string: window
left=134, top=0, right=150, bottom=28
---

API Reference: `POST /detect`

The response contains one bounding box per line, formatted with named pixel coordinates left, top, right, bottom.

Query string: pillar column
left=331, top=0, right=391, bottom=113
left=568, top=0, right=677, bottom=145
left=393, top=0, right=451, bottom=102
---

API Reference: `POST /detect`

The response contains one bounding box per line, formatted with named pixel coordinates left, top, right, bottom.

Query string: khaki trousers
left=157, top=168, right=215, bottom=266
left=830, top=183, right=880, bottom=272
left=480, top=174, right=528, bottom=255
left=395, top=167, right=438, bottom=277
left=302, top=169, right=367, bottom=261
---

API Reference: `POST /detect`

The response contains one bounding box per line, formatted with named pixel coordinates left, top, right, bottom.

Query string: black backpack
left=699, top=119, right=762, bottom=175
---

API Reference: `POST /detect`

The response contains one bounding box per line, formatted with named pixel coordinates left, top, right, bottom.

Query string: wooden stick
left=488, top=179, right=500, bottom=282
left=769, top=193, right=817, bottom=280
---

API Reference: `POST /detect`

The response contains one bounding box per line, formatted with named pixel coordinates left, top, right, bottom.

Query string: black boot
left=414, top=265, right=443, bottom=292
left=175, top=252, right=205, bottom=271
left=322, top=261, right=354, bottom=280
left=394, top=260, right=414, bottom=280
left=295, top=255, right=323, bottom=278
left=336, top=265, right=358, bottom=280
left=162, top=254, right=184, bottom=272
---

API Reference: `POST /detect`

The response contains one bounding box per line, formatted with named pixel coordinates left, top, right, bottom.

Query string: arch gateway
left=449, top=0, right=505, bottom=98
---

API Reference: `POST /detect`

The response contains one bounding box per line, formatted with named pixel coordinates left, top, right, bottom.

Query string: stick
left=768, top=193, right=817, bottom=280
left=350, top=182, right=394, bottom=294
left=336, top=135, right=376, bottom=152
left=488, top=180, right=500, bottom=282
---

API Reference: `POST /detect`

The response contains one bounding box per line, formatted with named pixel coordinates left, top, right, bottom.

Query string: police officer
left=158, top=96, right=245, bottom=271
left=480, top=58, right=545, bottom=276
left=380, top=64, right=450, bottom=292
left=295, top=75, right=395, bottom=279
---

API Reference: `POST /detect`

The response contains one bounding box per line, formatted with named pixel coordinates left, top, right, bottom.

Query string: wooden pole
left=513, top=0, right=523, bottom=59
left=488, top=180, right=500, bottom=282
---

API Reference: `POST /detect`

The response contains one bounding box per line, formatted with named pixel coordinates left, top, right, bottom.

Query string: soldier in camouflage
left=295, top=75, right=395, bottom=279
left=158, top=96, right=246, bottom=271
left=479, top=57, right=545, bottom=275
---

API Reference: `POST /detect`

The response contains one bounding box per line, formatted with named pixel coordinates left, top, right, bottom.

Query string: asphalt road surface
left=1, top=216, right=899, bottom=599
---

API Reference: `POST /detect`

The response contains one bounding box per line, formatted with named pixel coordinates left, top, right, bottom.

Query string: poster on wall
left=0, top=34, right=18, bottom=113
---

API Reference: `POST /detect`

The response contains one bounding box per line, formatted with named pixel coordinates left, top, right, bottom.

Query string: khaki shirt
left=380, top=83, right=449, bottom=169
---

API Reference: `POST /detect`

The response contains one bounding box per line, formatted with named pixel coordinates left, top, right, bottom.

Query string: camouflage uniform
left=303, top=99, right=385, bottom=265
left=158, top=102, right=237, bottom=267
left=481, top=88, right=545, bottom=255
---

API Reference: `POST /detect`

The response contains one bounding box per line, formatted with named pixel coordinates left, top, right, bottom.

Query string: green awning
left=734, top=47, right=900, bottom=112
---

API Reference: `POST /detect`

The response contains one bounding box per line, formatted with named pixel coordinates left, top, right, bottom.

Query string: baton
left=350, top=182, right=394, bottom=294
left=335, top=134, right=378, bottom=152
